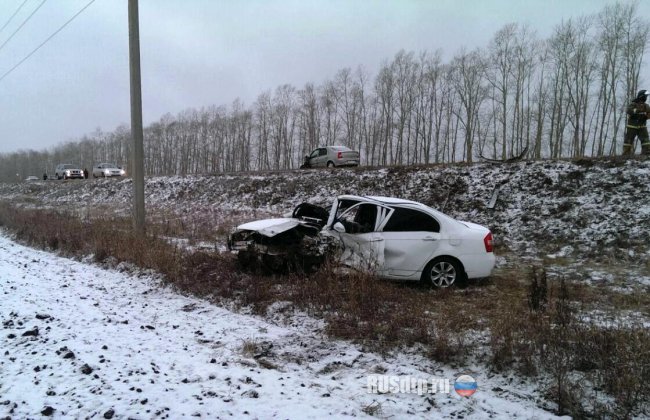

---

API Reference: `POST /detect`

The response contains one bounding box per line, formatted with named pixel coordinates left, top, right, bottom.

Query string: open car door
left=330, top=201, right=393, bottom=272
left=378, top=207, right=442, bottom=277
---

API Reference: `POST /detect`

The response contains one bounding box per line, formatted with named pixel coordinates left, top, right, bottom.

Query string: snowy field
left=1, top=158, right=649, bottom=417
left=0, top=233, right=560, bottom=419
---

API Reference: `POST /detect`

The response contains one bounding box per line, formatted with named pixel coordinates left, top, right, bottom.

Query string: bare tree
left=375, top=61, right=396, bottom=165
left=391, top=50, right=418, bottom=164
left=3, top=2, right=650, bottom=182
left=450, top=48, right=486, bottom=163
left=320, top=80, right=341, bottom=146
left=486, top=23, right=517, bottom=159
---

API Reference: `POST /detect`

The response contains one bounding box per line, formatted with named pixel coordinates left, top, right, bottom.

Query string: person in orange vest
left=624, top=89, right=650, bottom=156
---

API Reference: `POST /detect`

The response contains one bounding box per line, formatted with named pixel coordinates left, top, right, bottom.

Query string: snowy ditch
left=1, top=158, right=649, bottom=417
left=1, top=233, right=561, bottom=418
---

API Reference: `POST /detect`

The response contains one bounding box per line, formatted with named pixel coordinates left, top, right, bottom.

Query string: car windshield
left=335, top=199, right=361, bottom=219
left=103, top=164, right=118, bottom=169
left=62, top=164, right=76, bottom=169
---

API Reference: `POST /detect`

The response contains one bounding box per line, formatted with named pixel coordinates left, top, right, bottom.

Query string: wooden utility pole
left=128, top=0, right=145, bottom=233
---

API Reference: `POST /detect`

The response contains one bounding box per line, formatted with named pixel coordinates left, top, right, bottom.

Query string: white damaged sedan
left=228, top=195, right=495, bottom=287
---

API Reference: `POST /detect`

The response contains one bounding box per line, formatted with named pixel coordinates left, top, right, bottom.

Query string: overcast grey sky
left=0, top=0, right=648, bottom=153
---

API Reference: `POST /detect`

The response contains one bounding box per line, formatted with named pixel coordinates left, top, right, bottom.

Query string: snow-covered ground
left=1, top=158, right=648, bottom=417
left=3, top=158, right=649, bottom=294
left=0, top=232, right=560, bottom=419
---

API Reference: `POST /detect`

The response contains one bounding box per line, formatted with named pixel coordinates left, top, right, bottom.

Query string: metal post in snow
left=128, top=0, right=145, bottom=233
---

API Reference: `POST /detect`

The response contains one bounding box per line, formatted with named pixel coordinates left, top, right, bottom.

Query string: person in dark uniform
left=624, top=89, right=650, bottom=156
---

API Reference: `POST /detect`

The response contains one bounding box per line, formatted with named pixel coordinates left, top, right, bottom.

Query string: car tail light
left=484, top=232, right=494, bottom=253
left=337, top=151, right=343, bottom=159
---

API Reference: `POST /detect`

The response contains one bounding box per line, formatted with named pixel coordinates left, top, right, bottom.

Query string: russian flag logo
left=454, top=374, right=477, bottom=397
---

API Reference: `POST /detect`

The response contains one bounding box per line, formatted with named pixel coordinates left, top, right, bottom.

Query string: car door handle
left=369, top=238, right=384, bottom=242
left=423, top=236, right=437, bottom=241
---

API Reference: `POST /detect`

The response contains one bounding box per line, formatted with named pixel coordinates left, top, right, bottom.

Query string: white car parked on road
left=92, top=163, right=126, bottom=178
left=229, top=195, right=495, bottom=287
left=55, top=164, right=84, bottom=180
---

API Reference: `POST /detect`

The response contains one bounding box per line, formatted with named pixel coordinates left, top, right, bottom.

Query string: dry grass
left=487, top=269, right=650, bottom=417
left=0, top=201, right=648, bottom=417
left=144, top=206, right=275, bottom=244
left=239, top=339, right=260, bottom=357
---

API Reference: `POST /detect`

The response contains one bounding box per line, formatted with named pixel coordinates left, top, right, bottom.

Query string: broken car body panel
left=237, top=218, right=301, bottom=237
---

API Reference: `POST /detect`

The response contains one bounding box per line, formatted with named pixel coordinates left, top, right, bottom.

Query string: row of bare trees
left=1, top=2, right=647, bottom=182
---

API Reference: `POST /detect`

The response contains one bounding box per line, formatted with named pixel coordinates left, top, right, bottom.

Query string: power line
left=0, top=0, right=97, bottom=83
left=0, top=0, right=30, bottom=35
left=0, top=0, right=48, bottom=53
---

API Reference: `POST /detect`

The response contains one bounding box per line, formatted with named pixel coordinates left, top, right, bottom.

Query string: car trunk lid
left=337, top=150, right=360, bottom=160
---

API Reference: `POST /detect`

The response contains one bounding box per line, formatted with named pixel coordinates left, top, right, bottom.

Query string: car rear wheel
left=422, top=257, right=463, bottom=288
left=327, top=161, right=335, bottom=168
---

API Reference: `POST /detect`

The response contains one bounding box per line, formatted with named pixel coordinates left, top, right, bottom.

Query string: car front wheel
left=422, top=257, right=463, bottom=288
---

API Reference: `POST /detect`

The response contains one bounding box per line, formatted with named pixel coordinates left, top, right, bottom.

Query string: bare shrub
left=489, top=269, right=649, bottom=417
left=544, top=278, right=583, bottom=416
left=240, top=339, right=260, bottom=357
left=528, top=266, right=548, bottom=312
left=362, top=401, right=382, bottom=416
left=573, top=325, right=650, bottom=418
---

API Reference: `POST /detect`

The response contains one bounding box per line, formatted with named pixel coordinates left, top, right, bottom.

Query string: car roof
left=337, top=194, right=422, bottom=207
left=336, top=194, right=462, bottom=226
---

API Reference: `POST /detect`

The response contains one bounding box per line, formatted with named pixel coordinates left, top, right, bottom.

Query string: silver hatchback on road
left=300, top=146, right=360, bottom=168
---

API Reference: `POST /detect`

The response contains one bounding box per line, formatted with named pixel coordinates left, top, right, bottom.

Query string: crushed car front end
left=228, top=204, right=334, bottom=272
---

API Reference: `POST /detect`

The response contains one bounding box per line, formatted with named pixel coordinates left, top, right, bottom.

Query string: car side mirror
left=333, top=222, right=346, bottom=233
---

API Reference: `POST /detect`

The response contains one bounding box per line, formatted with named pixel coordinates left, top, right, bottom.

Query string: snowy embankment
left=3, top=158, right=650, bottom=262
left=3, top=158, right=650, bottom=290
left=0, top=233, right=558, bottom=418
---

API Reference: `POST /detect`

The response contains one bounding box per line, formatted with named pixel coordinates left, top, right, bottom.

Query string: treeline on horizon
left=1, top=2, right=647, bottom=182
